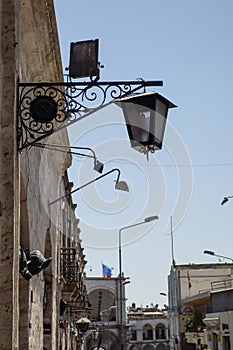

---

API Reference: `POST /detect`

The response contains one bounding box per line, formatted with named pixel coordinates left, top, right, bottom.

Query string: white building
left=167, top=263, right=233, bottom=350
left=127, top=303, right=170, bottom=350
left=84, top=276, right=129, bottom=350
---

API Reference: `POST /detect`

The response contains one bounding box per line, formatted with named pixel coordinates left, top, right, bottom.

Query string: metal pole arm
left=49, top=168, right=121, bottom=205
left=214, top=253, right=233, bottom=263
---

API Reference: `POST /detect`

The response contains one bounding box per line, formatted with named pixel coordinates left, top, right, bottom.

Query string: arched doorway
left=88, top=288, right=116, bottom=322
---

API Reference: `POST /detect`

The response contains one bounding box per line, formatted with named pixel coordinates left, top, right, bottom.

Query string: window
left=143, top=324, right=153, bottom=340
left=131, top=328, right=137, bottom=341
left=156, top=323, right=166, bottom=339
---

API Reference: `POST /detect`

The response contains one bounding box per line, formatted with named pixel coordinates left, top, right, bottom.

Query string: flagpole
left=187, top=271, right=192, bottom=296
left=170, top=216, right=176, bottom=267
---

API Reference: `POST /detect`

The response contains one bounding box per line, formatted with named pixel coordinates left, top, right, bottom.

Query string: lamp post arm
left=70, top=168, right=120, bottom=196
left=119, top=221, right=150, bottom=275
left=70, top=146, right=98, bottom=164
left=119, top=221, right=149, bottom=236
left=204, top=250, right=233, bottom=263
left=214, top=253, right=233, bottom=263
left=49, top=168, right=121, bottom=205
left=33, top=142, right=97, bottom=161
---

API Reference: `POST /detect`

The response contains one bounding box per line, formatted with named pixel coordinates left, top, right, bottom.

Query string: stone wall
left=0, top=0, right=81, bottom=349
left=0, top=0, right=20, bottom=349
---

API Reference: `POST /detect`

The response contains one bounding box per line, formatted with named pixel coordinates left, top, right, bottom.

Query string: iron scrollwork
left=17, top=80, right=163, bottom=150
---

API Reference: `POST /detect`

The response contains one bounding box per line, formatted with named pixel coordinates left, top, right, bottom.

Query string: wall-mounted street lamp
left=60, top=299, right=67, bottom=317
left=203, top=250, right=233, bottom=263
left=76, top=317, right=92, bottom=346
left=34, top=142, right=104, bottom=173
left=16, top=39, right=177, bottom=153
left=86, top=265, right=93, bottom=272
left=76, top=317, right=91, bottom=339
left=49, top=168, right=129, bottom=206
left=115, top=92, right=177, bottom=157
left=118, top=215, right=159, bottom=350
left=17, top=80, right=165, bottom=151
left=221, top=195, right=233, bottom=205
left=160, top=292, right=169, bottom=311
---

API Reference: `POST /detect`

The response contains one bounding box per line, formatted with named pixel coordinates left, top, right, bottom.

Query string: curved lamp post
left=118, top=215, right=159, bottom=349
left=203, top=250, right=233, bottom=263
left=34, top=142, right=104, bottom=174
left=221, top=195, right=233, bottom=205
left=49, top=168, right=129, bottom=205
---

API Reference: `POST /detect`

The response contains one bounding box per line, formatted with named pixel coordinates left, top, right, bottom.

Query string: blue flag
left=102, top=263, right=112, bottom=278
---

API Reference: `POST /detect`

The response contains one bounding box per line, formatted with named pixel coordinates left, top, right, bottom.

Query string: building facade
left=183, top=282, right=233, bottom=350
left=167, top=263, right=233, bottom=350
left=0, top=1, right=88, bottom=349
left=127, top=303, right=170, bottom=350
left=84, top=276, right=129, bottom=350
left=204, top=286, right=233, bottom=350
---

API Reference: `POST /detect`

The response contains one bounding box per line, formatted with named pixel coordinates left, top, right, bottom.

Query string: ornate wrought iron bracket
left=17, top=80, right=163, bottom=150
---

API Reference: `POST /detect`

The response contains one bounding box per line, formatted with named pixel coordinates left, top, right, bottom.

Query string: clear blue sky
left=54, top=0, right=233, bottom=308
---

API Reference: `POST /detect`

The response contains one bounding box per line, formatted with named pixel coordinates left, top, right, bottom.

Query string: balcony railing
left=211, top=278, right=233, bottom=291
left=60, top=247, right=79, bottom=284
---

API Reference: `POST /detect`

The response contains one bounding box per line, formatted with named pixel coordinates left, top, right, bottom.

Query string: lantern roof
left=115, top=91, right=177, bottom=110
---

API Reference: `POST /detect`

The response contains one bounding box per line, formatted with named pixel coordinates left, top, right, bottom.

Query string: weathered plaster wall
left=18, top=0, right=70, bottom=348
left=0, top=0, right=74, bottom=349
left=0, top=0, right=20, bottom=349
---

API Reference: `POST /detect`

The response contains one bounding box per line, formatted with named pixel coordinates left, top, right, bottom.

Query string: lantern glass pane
left=132, top=107, right=150, bottom=143
left=123, top=103, right=151, bottom=146
left=154, top=99, right=168, bottom=147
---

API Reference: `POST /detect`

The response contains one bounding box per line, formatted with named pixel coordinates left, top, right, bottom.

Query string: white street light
left=118, top=215, right=159, bottom=349
left=203, top=250, right=233, bottom=263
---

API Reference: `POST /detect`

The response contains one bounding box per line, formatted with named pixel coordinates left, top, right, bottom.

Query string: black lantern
left=76, top=317, right=91, bottom=334
left=115, top=92, right=177, bottom=155
left=60, top=299, right=67, bottom=316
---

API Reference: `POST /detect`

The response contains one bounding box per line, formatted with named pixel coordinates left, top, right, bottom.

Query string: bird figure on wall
left=19, top=246, right=52, bottom=280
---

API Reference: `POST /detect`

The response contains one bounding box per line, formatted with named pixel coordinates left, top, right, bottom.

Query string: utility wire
left=99, top=159, right=233, bottom=168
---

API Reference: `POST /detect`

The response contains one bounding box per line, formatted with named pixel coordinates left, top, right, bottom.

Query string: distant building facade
left=84, top=276, right=129, bottom=350
left=127, top=303, right=170, bottom=350
left=167, top=263, right=233, bottom=350
left=183, top=281, right=233, bottom=350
